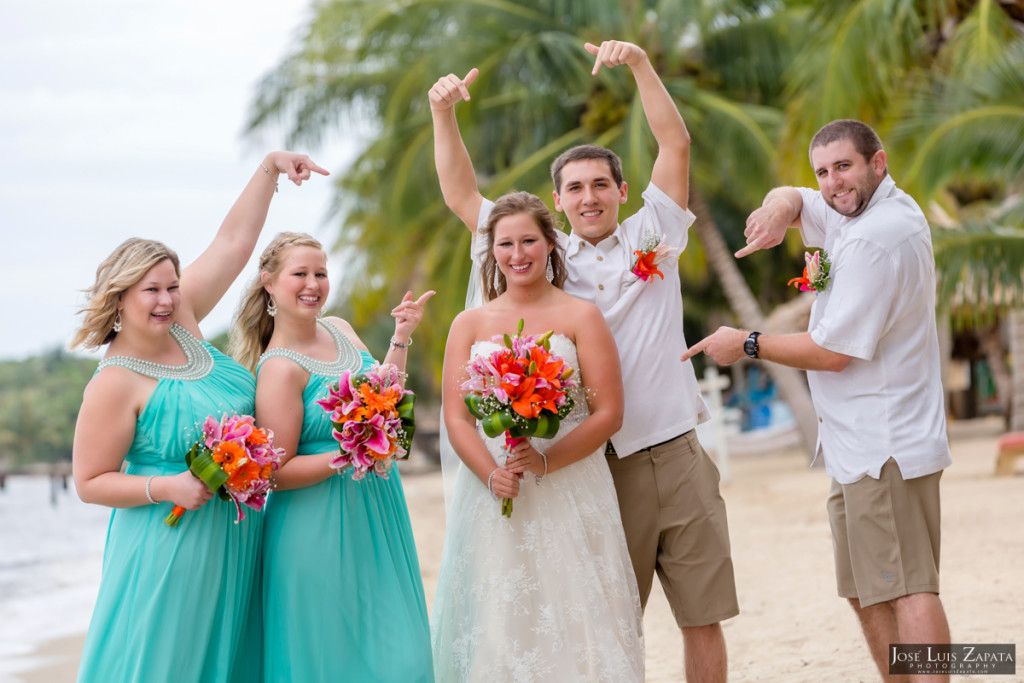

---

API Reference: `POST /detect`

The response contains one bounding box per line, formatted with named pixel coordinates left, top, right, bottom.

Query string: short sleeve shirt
left=797, top=175, right=951, bottom=483
left=475, top=183, right=709, bottom=456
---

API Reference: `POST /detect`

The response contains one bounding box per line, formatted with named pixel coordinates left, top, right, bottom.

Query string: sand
left=17, top=417, right=1023, bottom=682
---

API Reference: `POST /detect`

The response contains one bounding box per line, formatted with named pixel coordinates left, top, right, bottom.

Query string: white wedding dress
left=431, top=335, right=644, bottom=682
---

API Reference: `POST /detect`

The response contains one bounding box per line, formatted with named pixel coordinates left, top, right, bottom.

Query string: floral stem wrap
left=164, top=414, right=282, bottom=528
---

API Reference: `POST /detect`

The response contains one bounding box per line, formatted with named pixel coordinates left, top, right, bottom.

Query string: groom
left=429, top=39, right=737, bottom=682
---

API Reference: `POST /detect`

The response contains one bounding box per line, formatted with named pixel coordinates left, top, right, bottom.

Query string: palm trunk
left=1008, top=310, right=1024, bottom=431
left=980, top=322, right=1012, bottom=426
left=688, top=189, right=819, bottom=458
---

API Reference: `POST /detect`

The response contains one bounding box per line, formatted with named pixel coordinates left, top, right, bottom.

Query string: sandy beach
left=11, top=417, right=1022, bottom=682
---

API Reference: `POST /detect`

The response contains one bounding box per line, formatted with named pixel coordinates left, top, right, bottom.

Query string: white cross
left=698, top=366, right=732, bottom=483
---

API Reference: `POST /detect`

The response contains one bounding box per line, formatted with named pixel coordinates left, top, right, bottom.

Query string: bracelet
left=145, top=475, right=158, bottom=504
left=486, top=468, right=498, bottom=498
left=260, top=162, right=279, bottom=193
left=536, top=450, right=548, bottom=485
left=390, top=336, right=412, bottom=349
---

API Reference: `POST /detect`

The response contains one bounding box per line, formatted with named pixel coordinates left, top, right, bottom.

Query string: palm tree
left=248, top=0, right=827, bottom=450
left=898, top=34, right=1024, bottom=426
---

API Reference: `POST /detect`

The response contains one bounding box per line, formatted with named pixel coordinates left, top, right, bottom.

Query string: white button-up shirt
left=798, top=175, right=952, bottom=484
left=476, top=183, right=709, bottom=456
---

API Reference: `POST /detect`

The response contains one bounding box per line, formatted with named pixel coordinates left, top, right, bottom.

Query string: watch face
left=744, top=336, right=757, bottom=357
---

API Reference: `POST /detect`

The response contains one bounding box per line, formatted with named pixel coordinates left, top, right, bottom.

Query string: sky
left=0, top=0, right=356, bottom=360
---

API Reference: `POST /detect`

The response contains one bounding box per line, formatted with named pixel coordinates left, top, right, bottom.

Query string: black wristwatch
left=744, top=331, right=762, bottom=359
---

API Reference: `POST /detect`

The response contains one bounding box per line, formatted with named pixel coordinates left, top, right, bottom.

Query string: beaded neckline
left=97, top=324, right=214, bottom=381
left=259, top=319, right=364, bottom=377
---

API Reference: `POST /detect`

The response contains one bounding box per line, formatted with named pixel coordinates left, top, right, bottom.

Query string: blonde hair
left=480, top=192, right=567, bottom=301
left=230, top=232, right=326, bottom=372
left=70, top=238, right=181, bottom=350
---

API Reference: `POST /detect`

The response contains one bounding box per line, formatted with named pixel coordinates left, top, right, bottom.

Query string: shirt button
left=818, top=417, right=823, bottom=423
left=597, top=255, right=604, bottom=261
left=598, top=284, right=605, bottom=291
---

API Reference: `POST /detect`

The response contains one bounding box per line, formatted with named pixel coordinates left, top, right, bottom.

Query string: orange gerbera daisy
left=247, top=428, right=269, bottom=446
left=212, top=441, right=246, bottom=467
left=225, top=458, right=261, bottom=490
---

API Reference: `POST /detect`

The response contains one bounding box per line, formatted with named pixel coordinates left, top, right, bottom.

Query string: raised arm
left=587, top=40, right=690, bottom=209
left=429, top=69, right=485, bottom=231
left=381, top=290, right=436, bottom=373
left=326, top=291, right=435, bottom=378
left=180, top=151, right=329, bottom=326
left=735, top=186, right=804, bottom=258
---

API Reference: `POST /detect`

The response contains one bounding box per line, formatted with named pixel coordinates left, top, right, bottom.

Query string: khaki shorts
left=606, top=430, right=739, bottom=628
left=827, top=458, right=942, bottom=608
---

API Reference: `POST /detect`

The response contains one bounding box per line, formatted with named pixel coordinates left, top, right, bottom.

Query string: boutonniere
left=631, top=232, right=679, bottom=282
left=788, top=250, right=831, bottom=292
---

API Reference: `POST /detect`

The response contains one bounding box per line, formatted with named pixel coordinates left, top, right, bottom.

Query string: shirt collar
left=566, top=228, right=622, bottom=258
left=861, top=174, right=897, bottom=216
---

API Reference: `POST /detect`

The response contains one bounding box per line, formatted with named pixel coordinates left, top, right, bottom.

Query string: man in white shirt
left=683, top=119, right=952, bottom=681
left=430, top=39, right=736, bottom=683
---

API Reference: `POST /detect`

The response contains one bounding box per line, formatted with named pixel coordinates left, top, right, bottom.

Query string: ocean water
left=0, top=476, right=108, bottom=679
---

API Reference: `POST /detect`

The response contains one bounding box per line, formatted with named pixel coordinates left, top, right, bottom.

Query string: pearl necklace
left=97, top=324, right=214, bottom=381
left=259, top=319, right=364, bottom=376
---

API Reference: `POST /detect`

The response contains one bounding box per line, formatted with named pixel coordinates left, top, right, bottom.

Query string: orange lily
left=632, top=249, right=666, bottom=281
left=509, top=376, right=547, bottom=418
left=788, top=266, right=813, bottom=291
left=359, top=383, right=401, bottom=417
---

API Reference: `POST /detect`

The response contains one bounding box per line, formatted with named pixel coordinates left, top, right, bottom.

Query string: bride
left=431, top=191, right=644, bottom=681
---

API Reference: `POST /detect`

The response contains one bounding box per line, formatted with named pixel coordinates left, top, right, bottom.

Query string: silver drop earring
left=267, top=296, right=278, bottom=317
left=113, top=311, right=123, bottom=333
left=546, top=255, right=554, bottom=283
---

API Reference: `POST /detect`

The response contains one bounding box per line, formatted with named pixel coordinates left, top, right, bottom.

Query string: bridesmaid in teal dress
left=230, top=232, right=435, bottom=682
left=71, top=153, right=328, bottom=683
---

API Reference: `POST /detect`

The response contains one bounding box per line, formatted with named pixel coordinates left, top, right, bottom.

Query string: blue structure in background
left=726, top=365, right=795, bottom=432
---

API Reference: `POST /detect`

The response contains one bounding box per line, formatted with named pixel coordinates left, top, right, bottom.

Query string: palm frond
left=896, top=39, right=1024, bottom=199
left=778, top=0, right=956, bottom=177
left=934, top=218, right=1024, bottom=322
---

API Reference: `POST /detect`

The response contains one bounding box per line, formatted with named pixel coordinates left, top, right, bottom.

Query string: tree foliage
left=247, top=0, right=811, bottom=394
left=0, top=349, right=96, bottom=469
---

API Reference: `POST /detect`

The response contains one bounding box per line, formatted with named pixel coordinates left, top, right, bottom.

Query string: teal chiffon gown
left=259, top=319, right=432, bottom=682
left=77, top=324, right=263, bottom=683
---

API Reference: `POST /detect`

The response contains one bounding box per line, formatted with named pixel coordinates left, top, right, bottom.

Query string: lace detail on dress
left=431, top=334, right=644, bottom=682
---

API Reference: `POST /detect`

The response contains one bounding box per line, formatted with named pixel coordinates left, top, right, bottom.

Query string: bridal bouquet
left=788, top=250, right=831, bottom=293
left=165, top=414, right=283, bottom=527
left=316, top=363, right=416, bottom=481
left=462, top=318, right=578, bottom=517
